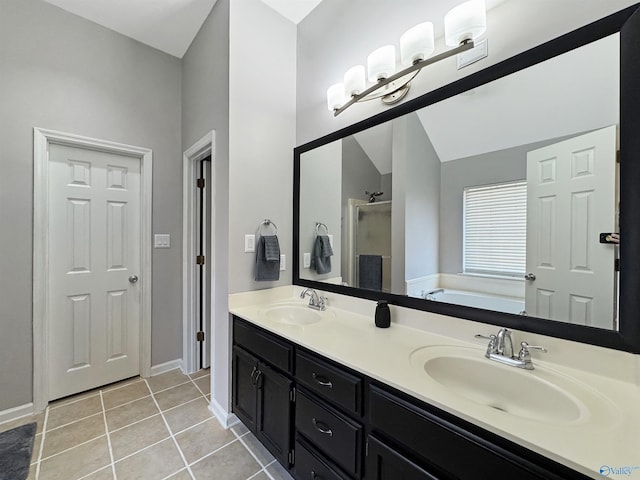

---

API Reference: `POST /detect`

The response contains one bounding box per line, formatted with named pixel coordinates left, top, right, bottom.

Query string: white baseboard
left=209, top=397, right=239, bottom=429
left=150, top=359, right=184, bottom=377
left=0, top=402, right=35, bottom=426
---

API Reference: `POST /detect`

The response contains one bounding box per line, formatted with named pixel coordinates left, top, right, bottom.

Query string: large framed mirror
left=293, top=4, right=640, bottom=352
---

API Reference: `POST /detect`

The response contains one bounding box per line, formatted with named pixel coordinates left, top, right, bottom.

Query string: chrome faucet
left=475, top=328, right=547, bottom=370
left=496, top=327, right=514, bottom=357
left=300, top=288, right=327, bottom=311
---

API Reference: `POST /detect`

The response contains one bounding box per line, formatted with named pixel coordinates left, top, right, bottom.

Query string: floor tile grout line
left=47, top=392, right=101, bottom=411
left=170, top=415, right=216, bottom=438
left=111, top=434, right=172, bottom=464
left=38, top=433, right=108, bottom=462
left=76, top=465, right=116, bottom=480
left=144, top=378, right=196, bottom=480
left=186, top=438, right=240, bottom=469
left=34, top=406, right=49, bottom=480
left=161, top=395, right=207, bottom=415
left=108, top=412, right=163, bottom=434
left=99, top=390, right=118, bottom=480
left=148, top=379, right=192, bottom=396
left=100, top=377, right=144, bottom=394
left=236, top=433, right=275, bottom=469
left=103, top=394, right=153, bottom=413
left=45, top=411, right=104, bottom=434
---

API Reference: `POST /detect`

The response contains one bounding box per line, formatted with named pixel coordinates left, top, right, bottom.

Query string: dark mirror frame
left=293, top=4, right=640, bottom=353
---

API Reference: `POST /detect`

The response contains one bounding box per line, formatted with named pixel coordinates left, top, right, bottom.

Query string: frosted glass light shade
left=344, top=65, right=366, bottom=96
left=444, top=0, right=486, bottom=47
left=327, top=83, right=345, bottom=111
left=400, top=22, right=435, bottom=65
left=367, top=45, right=396, bottom=82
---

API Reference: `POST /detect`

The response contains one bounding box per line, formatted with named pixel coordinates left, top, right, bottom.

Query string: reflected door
left=525, top=125, right=617, bottom=327
left=48, top=143, right=141, bottom=400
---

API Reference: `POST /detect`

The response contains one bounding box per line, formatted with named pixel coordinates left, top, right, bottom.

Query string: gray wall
left=342, top=137, right=385, bottom=205
left=404, top=114, right=440, bottom=282
left=181, top=0, right=230, bottom=410
left=296, top=0, right=637, bottom=146
left=299, top=141, right=342, bottom=281
left=0, top=0, right=182, bottom=411
left=228, top=0, right=296, bottom=294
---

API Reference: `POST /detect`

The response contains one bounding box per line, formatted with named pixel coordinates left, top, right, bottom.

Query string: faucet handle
left=518, top=341, right=547, bottom=361
left=474, top=333, right=496, bottom=341
left=475, top=333, right=498, bottom=357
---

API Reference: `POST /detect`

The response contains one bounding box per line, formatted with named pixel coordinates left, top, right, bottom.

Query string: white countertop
left=229, top=286, right=640, bottom=479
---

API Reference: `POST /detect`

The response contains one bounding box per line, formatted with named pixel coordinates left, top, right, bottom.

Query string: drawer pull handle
left=312, top=372, right=333, bottom=388
left=312, top=418, right=333, bottom=437
left=311, top=471, right=323, bottom=480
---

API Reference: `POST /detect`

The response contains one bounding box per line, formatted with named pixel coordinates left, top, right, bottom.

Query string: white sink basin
left=410, top=345, right=619, bottom=426
left=260, top=302, right=333, bottom=326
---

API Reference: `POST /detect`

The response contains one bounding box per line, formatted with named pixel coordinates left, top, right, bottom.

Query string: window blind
left=463, top=181, right=527, bottom=277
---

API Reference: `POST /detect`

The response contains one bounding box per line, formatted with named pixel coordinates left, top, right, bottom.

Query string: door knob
left=524, top=273, right=536, bottom=281
left=129, top=275, right=139, bottom=284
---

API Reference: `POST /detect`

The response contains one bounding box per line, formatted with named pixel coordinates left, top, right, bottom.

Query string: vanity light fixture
left=327, top=0, right=487, bottom=116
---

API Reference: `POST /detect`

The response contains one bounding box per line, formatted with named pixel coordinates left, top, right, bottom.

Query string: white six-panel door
left=525, top=125, right=617, bottom=328
left=47, top=143, right=141, bottom=400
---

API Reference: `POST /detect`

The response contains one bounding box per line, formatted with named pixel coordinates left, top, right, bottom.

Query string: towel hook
left=315, top=222, right=329, bottom=235
left=259, top=219, right=278, bottom=235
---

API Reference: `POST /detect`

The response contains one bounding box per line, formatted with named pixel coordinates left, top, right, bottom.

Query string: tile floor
left=0, top=369, right=294, bottom=480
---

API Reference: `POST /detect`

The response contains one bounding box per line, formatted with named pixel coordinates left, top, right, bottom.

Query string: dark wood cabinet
left=231, top=346, right=259, bottom=431
left=232, top=315, right=590, bottom=480
left=366, top=435, right=439, bottom=480
left=255, top=361, right=293, bottom=465
left=232, top=320, right=295, bottom=467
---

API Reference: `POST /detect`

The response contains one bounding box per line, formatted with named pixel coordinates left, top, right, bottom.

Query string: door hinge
left=615, top=258, right=620, bottom=272
left=196, top=255, right=205, bottom=265
left=616, top=150, right=620, bottom=163
left=197, top=178, right=205, bottom=189
left=196, top=331, right=205, bottom=342
left=289, top=387, right=296, bottom=403
left=288, top=450, right=295, bottom=465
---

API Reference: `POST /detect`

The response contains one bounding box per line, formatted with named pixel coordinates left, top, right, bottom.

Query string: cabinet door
left=232, top=346, right=259, bottom=431
left=256, top=361, right=293, bottom=466
left=366, top=435, right=439, bottom=480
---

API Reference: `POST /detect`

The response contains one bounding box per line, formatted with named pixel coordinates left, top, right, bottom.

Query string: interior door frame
left=33, top=127, right=153, bottom=412
left=182, top=131, right=215, bottom=374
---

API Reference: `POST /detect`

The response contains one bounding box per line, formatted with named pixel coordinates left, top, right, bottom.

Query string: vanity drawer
left=294, top=437, right=348, bottom=480
left=233, top=317, right=293, bottom=374
left=296, top=389, right=363, bottom=477
left=369, top=385, right=587, bottom=480
left=296, top=350, right=363, bottom=415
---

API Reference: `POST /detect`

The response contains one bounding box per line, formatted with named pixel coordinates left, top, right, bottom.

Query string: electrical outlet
left=303, top=252, right=311, bottom=268
left=244, top=234, right=255, bottom=253
left=280, top=254, right=286, bottom=271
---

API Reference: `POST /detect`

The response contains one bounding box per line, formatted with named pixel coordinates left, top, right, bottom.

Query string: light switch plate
left=280, top=254, right=286, bottom=271
left=244, top=234, right=255, bottom=253
left=154, top=234, right=170, bottom=248
left=303, top=252, right=311, bottom=268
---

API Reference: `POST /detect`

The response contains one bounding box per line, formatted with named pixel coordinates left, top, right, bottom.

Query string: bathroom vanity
left=229, top=288, right=640, bottom=480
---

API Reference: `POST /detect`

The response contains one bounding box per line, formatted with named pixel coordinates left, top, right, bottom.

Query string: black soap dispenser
left=375, top=300, right=391, bottom=328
